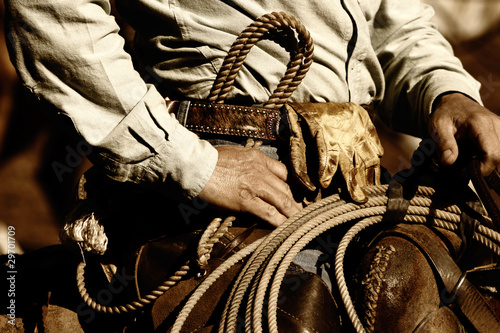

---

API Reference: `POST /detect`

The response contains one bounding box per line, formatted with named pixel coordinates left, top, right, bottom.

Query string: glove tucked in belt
left=166, top=98, right=384, bottom=204
left=286, top=102, right=384, bottom=203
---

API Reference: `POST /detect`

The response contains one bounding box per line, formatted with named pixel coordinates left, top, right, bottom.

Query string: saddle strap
left=385, top=224, right=500, bottom=333
left=469, top=158, right=500, bottom=231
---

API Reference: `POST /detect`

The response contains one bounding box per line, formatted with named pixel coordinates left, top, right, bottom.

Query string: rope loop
left=207, top=11, right=314, bottom=109
left=76, top=260, right=191, bottom=315
left=197, top=216, right=235, bottom=270
left=75, top=216, right=236, bottom=315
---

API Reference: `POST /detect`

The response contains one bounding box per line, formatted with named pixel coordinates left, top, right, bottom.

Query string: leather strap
left=384, top=224, right=500, bottom=333
left=486, top=168, right=500, bottom=196
left=468, top=158, right=500, bottom=231
left=382, top=178, right=411, bottom=223
left=166, top=99, right=282, bottom=141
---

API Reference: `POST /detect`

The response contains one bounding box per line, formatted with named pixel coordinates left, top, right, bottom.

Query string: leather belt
left=166, top=100, right=283, bottom=141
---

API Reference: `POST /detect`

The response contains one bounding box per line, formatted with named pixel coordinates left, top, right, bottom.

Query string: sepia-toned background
left=1, top=0, right=500, bottom=253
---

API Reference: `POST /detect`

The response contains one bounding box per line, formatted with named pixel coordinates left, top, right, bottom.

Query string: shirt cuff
left=143, top=124, right=219, bottom=200
left=423, top=71, right=483, bottom=114
left=418, top=69, right=482, bottom=135
left=93, top=85, right=218, bottom=200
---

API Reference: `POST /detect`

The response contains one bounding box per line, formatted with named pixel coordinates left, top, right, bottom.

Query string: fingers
left=238, top=153, right=302, bottom=224
left=472, top=126, right=500, bottom=176
left=242, top=197, right=288, bottom=227
left=198, top=145, right=302, bottom=227
left=264, top=154, right=289, bottom=182
left=430, top=93, right=500, bottom=175
left=241, top=170, right=302, bottom=221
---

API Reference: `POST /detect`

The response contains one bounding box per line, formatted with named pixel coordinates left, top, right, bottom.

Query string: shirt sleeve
left=5, top=0, right=218, bottom=199
left=366, top=0, right=482, bottom=137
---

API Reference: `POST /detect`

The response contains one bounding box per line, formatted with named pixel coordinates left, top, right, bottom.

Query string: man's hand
left=429, top=92, right=500, bottom=175
left=198, top=145, right=302, bottom=227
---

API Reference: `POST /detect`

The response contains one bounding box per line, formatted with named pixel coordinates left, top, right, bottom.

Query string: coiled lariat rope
left=75, top=181, right=500, bottom=327
left=167, top=184, right=500, bottom=333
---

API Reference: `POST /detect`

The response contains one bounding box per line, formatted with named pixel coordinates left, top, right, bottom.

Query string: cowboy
left=4, top=0, right=500, bottom=331
left=5, top=0, right=500, bottom=225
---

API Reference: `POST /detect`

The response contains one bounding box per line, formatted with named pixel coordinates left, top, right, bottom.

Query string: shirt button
left=357, top=53, right=366, bottom=62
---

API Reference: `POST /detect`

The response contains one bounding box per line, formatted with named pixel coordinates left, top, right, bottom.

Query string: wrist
left=433, top=92, right=477, bottom=112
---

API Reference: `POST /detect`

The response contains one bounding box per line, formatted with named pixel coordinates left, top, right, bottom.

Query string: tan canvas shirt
left=5, top=0, right=481, bottom=199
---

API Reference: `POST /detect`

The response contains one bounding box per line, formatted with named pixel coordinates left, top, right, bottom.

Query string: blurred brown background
left=1, top=0, right=500, bottom=253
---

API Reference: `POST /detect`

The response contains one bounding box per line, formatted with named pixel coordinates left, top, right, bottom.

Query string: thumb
left=430, top=117, right=459, bottom=167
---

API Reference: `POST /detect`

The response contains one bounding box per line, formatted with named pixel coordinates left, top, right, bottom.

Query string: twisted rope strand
left=220, top=194, right=347, bottom=333
left=76, top=181, right=500, bottom=328
left=335, top=216, right=385, bottom=333
left=170, top=237, right=265, bottom=333
left=253, top=203, right=388, bottom=332
left=208, top=12, right=314, bottom=109
left=76, top=261, right=190, bottom=314
left=197, top=216, right=235, bottom=269
left=361, top=245, right=396, bottom=333
left=76, top=217, right=235, bottom=315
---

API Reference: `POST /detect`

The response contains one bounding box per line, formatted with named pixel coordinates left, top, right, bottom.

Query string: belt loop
left=176, top=100, right=191, bottom=126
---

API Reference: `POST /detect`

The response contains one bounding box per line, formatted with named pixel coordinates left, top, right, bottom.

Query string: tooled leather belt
left=166, top=100, right=283, bottom=141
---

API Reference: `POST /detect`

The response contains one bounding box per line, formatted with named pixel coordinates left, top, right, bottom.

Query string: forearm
left=370, top=0, right=482, bottom=137
left=5, top=0, right=218, bottom=199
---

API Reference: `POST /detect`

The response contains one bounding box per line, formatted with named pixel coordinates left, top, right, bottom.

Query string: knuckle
left=247, top=148, right=264, bottom=160
left=471, top=111, right=498, bottom=129
left=252, top=162, right=268, bottom=174
left=282, top=196, right=292, bottom=208
left=490, top=151, right=500, bottom=166
left=264, top=205, right=279, bottom=219
left=276, top=162, right=288, bottom=177
left=280, top=193, right=294, bottom=211
left=239, top=188, right=254, bottom=201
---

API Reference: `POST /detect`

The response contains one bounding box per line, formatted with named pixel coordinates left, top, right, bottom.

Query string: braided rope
left=75, top=182, right=500, bottom=329
left=248, top=201, right=367, bottom=332
left=223, top=193, right=386, bottom=333
left=252, top=202, right=388, bottom=333
left=170, top=237, right=265, bottom=333
left=197, top=216, right=235, bottom=270
left=361, top=245, right=396, bottom=333
left=208, top=11, right=314, bottom=109
left=76, top=216, right=235, bottom=314
left=219, top=194, right=347, bottom=333
left=76, top=261, right=190, bottom=314
left=263, top=206, right=388, bottom=333
left=334, top=207, right=500, bottom=333
left=335, top=216, right=385, bottom=333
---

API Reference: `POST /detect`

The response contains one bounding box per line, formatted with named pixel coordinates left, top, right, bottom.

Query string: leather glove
left=286, top=102, right=384, bottom=203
